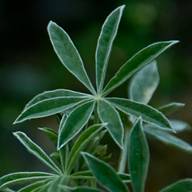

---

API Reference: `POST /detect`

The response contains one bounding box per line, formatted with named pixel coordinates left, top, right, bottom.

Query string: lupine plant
left=1, top=5, right=192, bottom=192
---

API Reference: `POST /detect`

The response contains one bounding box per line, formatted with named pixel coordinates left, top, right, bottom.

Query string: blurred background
left=1, top=0, right=192, bottom=191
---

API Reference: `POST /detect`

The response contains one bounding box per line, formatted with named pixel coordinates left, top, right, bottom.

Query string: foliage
left=1, top=4, right=191, bottom=192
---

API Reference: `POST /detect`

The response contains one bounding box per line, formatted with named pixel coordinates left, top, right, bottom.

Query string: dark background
left=1, top=0, right=192, bottom=191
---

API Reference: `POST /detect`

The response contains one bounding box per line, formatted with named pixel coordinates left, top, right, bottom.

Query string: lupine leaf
left=159, top=102, right=185, bottom=115
left=103, top=41, right=179, bottom=95
left=25, top=89, right=90, bottom=109
left=70, top=187, right=100, bottom=192
left=129, top=61, right=159, bottom=104
left=1, top=189, right=15, bottom=192
left=18, top=180, right=50, bottom=192
left=66, top=123, right=105, bottom=173
left=170, top=119, right=191, bottom=133
left=48, top=21, right=95, bottom=94
left=58, top=100, right=95, bottom=149
left=13, top=132, right=62, bottom=174
left=0, top=172, right=55, bottom=189
left=38, top=127, right=57, bottom=145
left=14, top=97, right=84, bottom=124
left=145, top=125, right=192, bottom=153
left=96, top=5, right=125, bottom=91
left=97, top=99, right=124, bottom=148
left=160, top=179, right=192, bottom=192
left=82, top=152, right=128, bottom=192
left=47, top=176, right=66, bottom=192
left=128, top=118, right=150, bottom=192
left=108, top=97, right=171, bottom=129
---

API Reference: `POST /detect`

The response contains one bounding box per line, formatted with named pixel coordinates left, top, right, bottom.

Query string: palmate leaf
left=48, top=22, right=95, bottom=94
left=58, top=100, right=95, bottom=149
left=103, top=40, right=179, bottom=95
left=96, top=5, right=125, bottom=92
left=97, top=99, right=124, bottom=147
left=145, top=125, right=192, bottom=153
left=82, top=152, right=128, bottom=192
left=107, top=97, right=171, bottom=129
left=66, top=123, right=105, bottom=173
left=0, top=172, right=55, bottom=189
left=160, top=179, right=192, bottom=192
left=14, top=97, right=85, bottom=124
left=129, top=61, right=159, bottom=104
left=13, top=132, right=62, bottom=174
left=128, top=118, right=150, bottom=192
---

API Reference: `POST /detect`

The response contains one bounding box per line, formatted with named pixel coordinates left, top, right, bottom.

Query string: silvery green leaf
left=97, top=99, right=124, bottom=148
left=66, top=123, right=105, bottom=173
left=145, top=125, right=192, bottom=153
left=0, top=172, right=55, bottom=189
left=159, top=102, right=185, bottom=115
left=103, top=41, right=179, bottom=95
left=70, top=187, right=100, bottom=192
left=160, top=179, right=192, bottom=192
left=82, top=152, right=128, bottom=192
left=18, top=180, right=50, bottom=192
left=14, top=97, right=84, bottom=124
left=170, top=119, right=191, bottom=133
left=48, top=22, right=95, bottom=94
left=13, top=132, right=62, bottom=174
left=128, top=118, right=149, bottom=192
left=58, top=100, right=95, bottom=149
left=38, top=127, right=57, bottom=145
left=108, top=97, right=171, bottom=129
left=25, top=89, right=90, bottom=109
left=96, top=5, right=125, bottom=92
left=47, top=176, right=66, bottom=192
left=129, top=61, right=159, bottom=104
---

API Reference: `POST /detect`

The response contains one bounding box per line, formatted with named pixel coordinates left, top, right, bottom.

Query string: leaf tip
left=13, top=117, right=21, bottom=125
left=13, top=131, right=21, bottom=138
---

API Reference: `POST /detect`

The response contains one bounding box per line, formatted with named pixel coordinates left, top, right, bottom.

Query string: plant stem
left=118, top=130, right=130, bottom=173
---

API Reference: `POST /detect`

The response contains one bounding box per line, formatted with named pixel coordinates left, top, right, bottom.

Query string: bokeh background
left=1, top=0, right=192, bottom=191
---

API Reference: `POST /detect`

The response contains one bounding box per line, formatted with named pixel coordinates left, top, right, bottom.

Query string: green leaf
left=82, top=152, right=128, bottom=192
left=70, top=187, right=100, bottom=192
left=97, top=99, right=124, bottom=148
left=159, top=102, right=185, bottom=115
left=103, top=41, right=179, bottom=95
left=160, top=179, right=192, bottom=192
left=25, top=89, right=90, bottom=109
left=14, top=97, right=85, bottom=124
left=66, top=123, right=105, bottom=173
left=108, top=97, right=171, bottom=129
left=0, top=172, right=54, bottom=189
left=118, top=173, right=131, bottom=183
left=18, top=180, right=50, bottom=192
left=96, top=5, right=125, bottom=92
left=47, top=176, right=66, bottom=192
left=170, top=119, right=191, bottom=133
left=1, top=189, right=15, bottom=192
left=58, top=100, right=95, bottom=149
left=38, top=127, right=57, bottom=144
left=145, top=125, right=192, bottom=153
left=128, top=118, right=150, bottom=192
left=13, top=132, right=62, bottom=174
left=129, top=61, right=159, bottom=104
left=48, top=21, right=95, bottom=94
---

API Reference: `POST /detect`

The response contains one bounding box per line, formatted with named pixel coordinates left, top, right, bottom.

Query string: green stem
left=118, top=130, right=130, bottom=173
